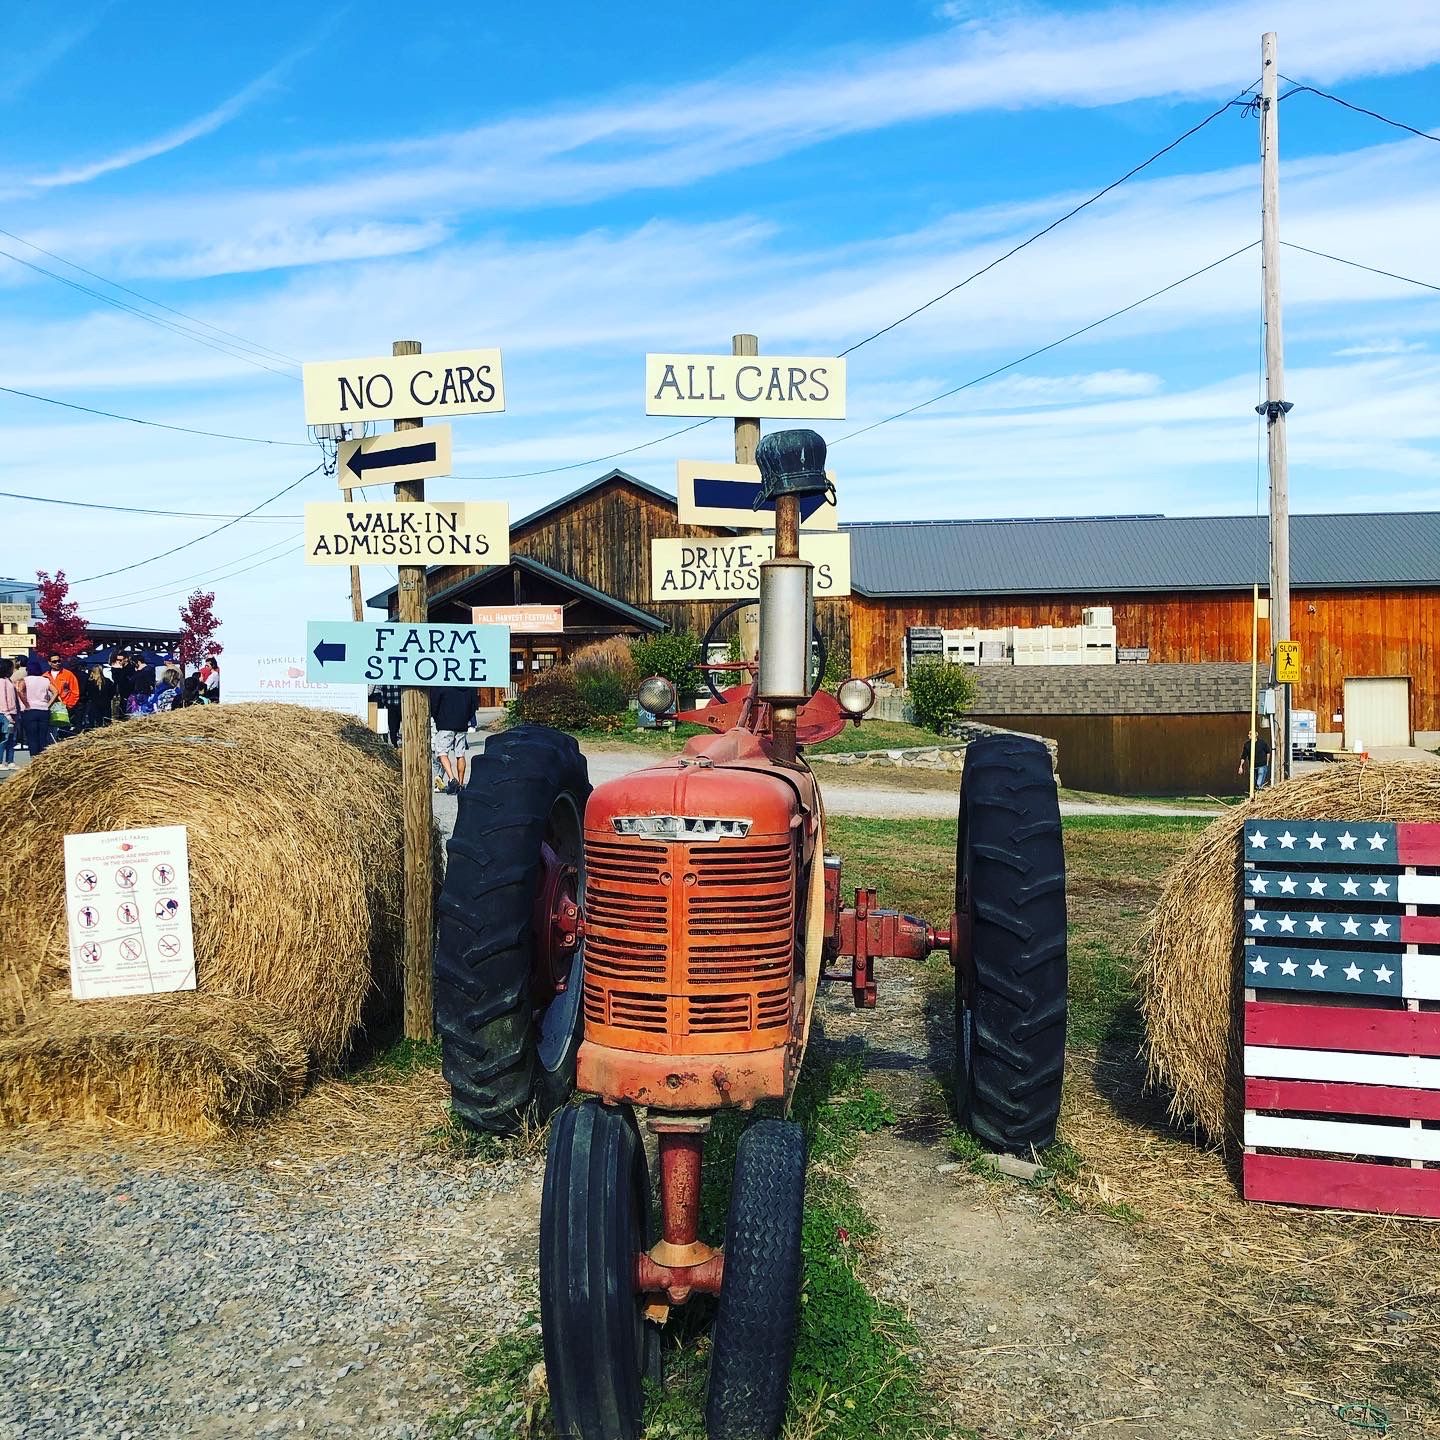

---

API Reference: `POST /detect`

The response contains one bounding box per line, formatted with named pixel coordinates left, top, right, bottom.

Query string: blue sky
left=2, top=0, right=1438, bottom=650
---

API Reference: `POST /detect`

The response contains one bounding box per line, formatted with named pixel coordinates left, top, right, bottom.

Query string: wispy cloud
left=1334, top=339, right=1428, bottom=357
left=0, top=6, right=110, bottom=104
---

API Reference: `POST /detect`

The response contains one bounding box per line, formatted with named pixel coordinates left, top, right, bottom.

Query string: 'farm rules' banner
left=650, top=534, right=851, bottom=601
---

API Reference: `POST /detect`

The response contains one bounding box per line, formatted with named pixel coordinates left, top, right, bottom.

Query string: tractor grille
left=582, top=831, right=796, bottom=1053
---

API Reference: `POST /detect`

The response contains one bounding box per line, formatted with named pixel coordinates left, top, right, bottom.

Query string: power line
left=830, top=241, right=1259, bottom=446
left=0, top=224, right=300, bottom=366
left=454, top=418, right=715, bottom=482
left=1279, top=77, right=1439, bottom=144
left=837, top=81, right=1260, bottom=357
left=82, top=532, right=303, bottom=606
left=72, top=463, right=324, bottom=583
left=93, top=542, right=304, bottom=612
left=0, top=384, right=309, bottom=446
left=0, top=490, right=299, bottom=520
left=1281, top=241, right=1440, bottom=294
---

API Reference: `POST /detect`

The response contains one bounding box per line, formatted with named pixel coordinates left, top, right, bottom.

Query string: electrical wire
left=1279, top=77, right=1440, bottom=144
left=829, top=241, right=1259, bottom=446
left=71, top=462, right=324, bottom=583
left=80, top=531, right=304, bottom=606
left=0, top=490, right=299, bottom=520
left=0, top=384, right=309, bottom=445
left=0, top=224, right=300, bottom=366
left=93, top=542, right=304, bottom=612
left=453, top=418, right=716, bottom=482
left=1280, top=241, right=1440, bottom=294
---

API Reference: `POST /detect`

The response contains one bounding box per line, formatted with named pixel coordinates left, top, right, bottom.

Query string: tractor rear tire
left=705, top=1119, right=806, bottom=1440
left=434, top=724, right=590, bottom=1134
left=542, top=1101, right=661, bottom=1440
left=954, top=734, right=1067, bottom=1154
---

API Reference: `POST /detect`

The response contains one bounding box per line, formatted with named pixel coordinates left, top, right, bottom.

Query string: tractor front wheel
left=954, top=734, right=1068, bottom=1154
left=706, top=1118, right=807, bottom=1440
left=541, top=1101, right=661, bottom=1440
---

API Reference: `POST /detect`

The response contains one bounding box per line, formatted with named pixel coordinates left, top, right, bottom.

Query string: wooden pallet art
left=1241, top=820, right=1440, bottom=1217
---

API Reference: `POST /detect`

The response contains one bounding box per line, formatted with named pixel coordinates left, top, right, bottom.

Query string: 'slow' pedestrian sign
left=1275, top=640, right=1302, bottom=684
left=306, top=621, right=510, bottom=686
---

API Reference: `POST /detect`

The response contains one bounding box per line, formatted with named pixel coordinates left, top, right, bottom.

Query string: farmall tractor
left=434, top=430, right=1068, bottom=1440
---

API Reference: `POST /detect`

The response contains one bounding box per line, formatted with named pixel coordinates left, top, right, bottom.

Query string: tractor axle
left=637, top=1124, right=725, bottom=1308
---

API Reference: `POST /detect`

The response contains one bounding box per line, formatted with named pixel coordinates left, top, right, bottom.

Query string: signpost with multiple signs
left=304, top=501, right=508, bottom=566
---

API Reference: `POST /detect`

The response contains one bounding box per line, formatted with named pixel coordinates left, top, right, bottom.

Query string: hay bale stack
left=0, top=704, right=404, bottom=1135
left=1141, top=762, right=1440, bottom=1145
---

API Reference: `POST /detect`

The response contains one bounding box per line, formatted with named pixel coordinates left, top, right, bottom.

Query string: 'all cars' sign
left=645, top=353, right=846, bottom=419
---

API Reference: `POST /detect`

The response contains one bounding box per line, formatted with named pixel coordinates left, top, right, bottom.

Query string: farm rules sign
left=645, top=354, right=846, bottom=419
left=304, top=501, right=509, bottom=565
left=651, top=534, right=851, bottom=600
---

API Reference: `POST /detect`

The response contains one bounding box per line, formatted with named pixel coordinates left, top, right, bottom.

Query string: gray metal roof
left=845, top=512, right=1440, bottom=597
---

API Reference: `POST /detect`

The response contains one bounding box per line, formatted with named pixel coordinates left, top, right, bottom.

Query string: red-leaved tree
left=34, top=570, right=89, bottom=659
left=178, top=589, right=223, bottom=673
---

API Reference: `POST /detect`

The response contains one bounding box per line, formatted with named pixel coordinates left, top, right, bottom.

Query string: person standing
left=0, top=659, right=19, bottom=770
left=1240, top=730, right=1273, bottom=789
left=372, top=682, right=402, bottom=746
left=45, top=653, right=79, bottom=733
left=19, top=657, right=55, bottom=759
left=110, top=653, right=134, bottom=719
left=85, top=664, right=115, bottom=728
left=198, top=654, right=221, bottom=702
left=429, top=685, right=476, bottom=796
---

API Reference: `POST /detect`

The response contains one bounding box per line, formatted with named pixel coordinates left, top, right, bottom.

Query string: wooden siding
left=853, top=589, right=1440, bottom=733
left=972, top=712, right=1252, bottom=795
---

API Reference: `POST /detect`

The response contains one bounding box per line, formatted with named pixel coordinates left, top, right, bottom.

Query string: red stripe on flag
left=1245, top=1152, right=1440, bottom=1219
left=1399, top=823, right=1440, bottom=867
left=1403, top=914, right=1440, bottom=945
left=1245, top=1000, right=1440, bottom=1057
left=1245, top=1077, right=1440, bottom=1121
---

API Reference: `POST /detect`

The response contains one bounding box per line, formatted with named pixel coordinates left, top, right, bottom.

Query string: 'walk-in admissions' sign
left=303, top=348, right=506, bottom=426
left=303, top=502, right=509, bottom=565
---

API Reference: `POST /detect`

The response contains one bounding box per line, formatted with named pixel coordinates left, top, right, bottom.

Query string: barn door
left=1343, top=677, right=1411, bottom=750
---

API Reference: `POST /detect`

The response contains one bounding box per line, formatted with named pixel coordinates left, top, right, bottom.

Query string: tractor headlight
left=837, top=677, right=875, bottom=717
left=637, top=674, right=677, bottom=716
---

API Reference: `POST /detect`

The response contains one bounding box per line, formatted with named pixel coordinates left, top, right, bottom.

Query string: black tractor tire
left=541, top=1101, right=660, bottom=1440
left=954, top=734, right=1067, bottom=1154
left=434, top=724, right=590, bottom=1134
left=706, top=1119, right=807, bottom=1440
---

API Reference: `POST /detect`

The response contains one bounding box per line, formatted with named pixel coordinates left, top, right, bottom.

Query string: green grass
left=806, top=719, right=939, bottom=755
left=571, top=722, right=710, bottom=750
left=343, top=1035, right=442, bottom=1082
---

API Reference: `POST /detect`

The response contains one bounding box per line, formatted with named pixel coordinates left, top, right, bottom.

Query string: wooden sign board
left=472, top=605, right=564, bottom=633
left=304, top=501, right=509, bottom=566
left=0, top=603, right=31, bottom=627
left=303, top=349, right=505, bottom=426
left=645, top=354, right=845, bottom=419
left=675, top=460, right=837, bottom=530
left=651, top=533, right=851, bottom=601
left=336, top=426, right=452, bottom=488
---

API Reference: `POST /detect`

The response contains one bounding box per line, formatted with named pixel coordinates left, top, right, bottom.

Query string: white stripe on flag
left=1398, top=873, right=1440, bottom=905
left=1405, top=952, right=1440, bottom=1002
left=1244, top=1045, right=1440, bottom=1090
left=1245, top=1113, right=1440, bottom=1163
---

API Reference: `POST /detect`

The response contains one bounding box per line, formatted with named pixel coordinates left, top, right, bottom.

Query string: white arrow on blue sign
left=306, top=621, right=510, bottom=686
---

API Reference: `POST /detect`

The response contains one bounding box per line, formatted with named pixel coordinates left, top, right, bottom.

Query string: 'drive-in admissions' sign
left=303, top=348, right=506, bottom=426
left=307, top=621, right=510, bottom=686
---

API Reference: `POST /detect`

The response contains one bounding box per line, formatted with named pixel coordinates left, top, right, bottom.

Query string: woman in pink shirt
left=18, top=656, right=55, bottom=760
left=0, top=658, right=18, bottom=770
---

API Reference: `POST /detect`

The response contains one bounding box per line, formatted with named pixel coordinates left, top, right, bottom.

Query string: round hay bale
left=1141, top=761, right=1440, bottom=1146
left=0, top=704, right=404, bottom=1135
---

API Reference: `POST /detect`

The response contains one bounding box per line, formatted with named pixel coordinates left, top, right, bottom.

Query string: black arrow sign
left=345, top=438, right=439, bottom=482
left=313, top=640, right=346, bottom=665
left=692, top=476, right=829, bottom=522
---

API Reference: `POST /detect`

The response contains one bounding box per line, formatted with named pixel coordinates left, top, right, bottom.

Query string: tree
left=34, top=570, right=89, bottom=659
left=178, top=589, right=223, bottom=677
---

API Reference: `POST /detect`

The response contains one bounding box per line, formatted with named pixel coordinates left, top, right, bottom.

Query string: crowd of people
left=0, top=647, right=221, bottom=767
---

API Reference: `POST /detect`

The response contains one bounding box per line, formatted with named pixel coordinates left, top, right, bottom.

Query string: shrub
left=908, top=660, right=976, bottom=734
left=575, top=670, right=630, bottom=717
left=570, top=637, right=636, bottom=689
left=510, top=666, right=593, bottom=730
left=630, top=632, right=702, bottom=696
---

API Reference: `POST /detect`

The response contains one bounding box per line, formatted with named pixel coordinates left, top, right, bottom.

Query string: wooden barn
left=373, top=472, right=1440, bottom=770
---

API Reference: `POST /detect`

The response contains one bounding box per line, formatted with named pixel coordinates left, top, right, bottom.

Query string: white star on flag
left=1248, top=830, right=1267, bottom=849
left=1368, top=832, right=1387, bottom=851
left=1309, top=959, right=1327, bottom=977
left=1249, top=914, right=1268, bottom=932
left=1374, top=965, right=1395, bottom=984
left=1278, top=957, right=1298, bottom=976
left=1371, top=918, right=1392, bottom=937
left=1306, top=917, right=1326, bottom=934
left=1370, top=878, right=1390, bottom=896
left=1341, top=917, right=1361, bottom=935
left=1249, top=875, right=1269, bottom=894
left=1277, top=914, right=1297, bottom=933
left=1338, top=831, right=1357, bottom=850
left=1306, top=832, right=1325, bottom=850
left=1307, top=878, right=1327, bottom=895
left=1278, top=876, right=1298, bottom=894
left=1343, top=963, right=1363, bottom=982
left=1250, top=956, right=1269, bottom=975
left=1340, top=878, right=1360, bottom=896
left=1278, top=831, right=1297, bottom=849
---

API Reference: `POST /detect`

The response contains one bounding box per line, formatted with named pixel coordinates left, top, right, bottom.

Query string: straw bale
left=1141, top=761, right=1440, bottom=1145
left=0, top=703, right=406, bottom=1134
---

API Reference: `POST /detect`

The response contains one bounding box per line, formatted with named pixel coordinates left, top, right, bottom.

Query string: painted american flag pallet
left=1241, top=819, right=1440, bottom=1218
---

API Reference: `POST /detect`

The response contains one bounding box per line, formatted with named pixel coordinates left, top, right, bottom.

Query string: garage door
left=1343, top=677, right=1411, bottom=750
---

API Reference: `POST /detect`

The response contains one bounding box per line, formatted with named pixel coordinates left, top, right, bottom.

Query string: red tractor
left=435, top=430, right=1067, bottom=1440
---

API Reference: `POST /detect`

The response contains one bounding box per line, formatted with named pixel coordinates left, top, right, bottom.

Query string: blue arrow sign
left=305, top=621, right=510, bottom=687
left=692, top=476, right=829, bottom=522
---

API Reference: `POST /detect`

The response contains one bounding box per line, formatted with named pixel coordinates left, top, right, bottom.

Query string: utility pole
left=341, top=488, right=365, bottom=623
left=393, top=338, right=434, bottom=1040
left=734, top=333, right=761, bottom=661
left=1259, top=30, right=1293, bottom=784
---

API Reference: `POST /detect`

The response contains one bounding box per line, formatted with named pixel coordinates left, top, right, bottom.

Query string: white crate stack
left=928, top=608, right=1117, bottom=669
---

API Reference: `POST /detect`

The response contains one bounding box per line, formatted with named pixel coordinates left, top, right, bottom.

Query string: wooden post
left=1260, top=31, right=1292, bottom=784
left=734, top=333, right=761, bottom=662
left=342, top=485, right=377, bottom=731
left=393, top=338, right=434, bottom=1041
left=1248, top=584, right=1259, bottom=798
